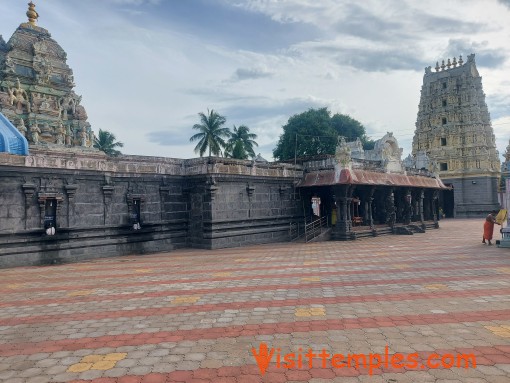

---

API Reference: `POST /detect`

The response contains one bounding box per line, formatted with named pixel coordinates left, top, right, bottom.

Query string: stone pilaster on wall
left=102, top=182, right=114, bottom=225
left=22, top=182, right=36, bottom=230
left=159, top=185, right=171, bottom=222
left=64, top=184, right=77, bottom=227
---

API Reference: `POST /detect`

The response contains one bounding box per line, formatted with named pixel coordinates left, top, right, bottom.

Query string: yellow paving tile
left=484, top=325, right=510, bottom=338
left=393, top=264, right=411, bottom=269
left=81, top=354, right=105, bottom=363
left=103, top=353, right=128, bottom=362
left=212, top=272, right=232, bottom=277
left=6, top=283, right=23, bottom=289
left=234, top=259, right=249, bottom=263
left=135, top=269, right=153, bottom=273
left=69, top=353, right=128, bottom=372
left=301, top=277, right=321, bottom=282
left=424, top=284, right=449, bottom=290
left=497, top=267, right=510, bottom=274
left=303, top=261, right=319, bottom=266
left=172, top=296, right=201, bottom=304
left=67, top=363, right=93, bottom=373
left=295, top=307, right=326, bottom=317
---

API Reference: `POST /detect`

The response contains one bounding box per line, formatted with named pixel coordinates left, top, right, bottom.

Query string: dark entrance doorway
left=442, top=184, right=455, bottom=218
left=302, top=187, right=334, bottom=223
left=44, top=199, right=57, bottom=230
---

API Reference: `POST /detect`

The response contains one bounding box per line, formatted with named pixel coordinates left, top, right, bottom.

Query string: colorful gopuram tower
left=412, top=54, right=501, bottom=217
left=0, top=2, right=94, bottom=150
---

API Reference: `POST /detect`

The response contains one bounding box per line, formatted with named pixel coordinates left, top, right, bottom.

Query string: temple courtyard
left=0, top=219, right=510, bottom=383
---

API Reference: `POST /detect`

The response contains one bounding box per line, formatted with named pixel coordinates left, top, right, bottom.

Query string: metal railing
left=304, top=216, right=328, bottom=242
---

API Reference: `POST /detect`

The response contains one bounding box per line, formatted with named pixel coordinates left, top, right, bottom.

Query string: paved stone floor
left=1, top=219, right=510, bottom=383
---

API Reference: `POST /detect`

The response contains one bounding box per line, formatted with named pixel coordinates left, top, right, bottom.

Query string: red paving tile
left=2, top=309, right=510, bottom=357
left=1, top=262, right=507, bottom=296
left=1, top=220, right=509, bottom=382
left=1, top=286, right=509, bottom=327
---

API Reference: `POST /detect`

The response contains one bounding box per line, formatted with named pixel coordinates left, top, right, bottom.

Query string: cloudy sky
left=1, top=0, right=509, bottom=161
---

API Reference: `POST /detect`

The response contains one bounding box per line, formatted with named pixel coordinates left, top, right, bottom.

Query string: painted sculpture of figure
left=59, top=95, right=76, bottom=120
left=16, top=118, right=27, bottom=138
left=56, top=123, right=65, bottom=145
left=10, top=79, right=31, bottom=113
left=80, top=126, right=87, bottom=147
left=30, top=124, right=41, bottom=144
left=65, top=125, right=73, bottom=146
left=87, top=126, right=94, bottom=146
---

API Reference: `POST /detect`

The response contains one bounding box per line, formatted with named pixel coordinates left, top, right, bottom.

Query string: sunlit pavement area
left=1, top=219, right=510, bottom=383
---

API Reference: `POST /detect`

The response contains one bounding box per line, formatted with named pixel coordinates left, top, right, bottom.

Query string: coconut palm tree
left=225, top=125, right=258, bottom=160
left=94, top=129, right=124, bottom=156
left=190, top=109, right=230, bottom=157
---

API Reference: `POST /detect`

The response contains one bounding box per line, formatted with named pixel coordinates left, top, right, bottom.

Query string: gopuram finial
left=26, top=1, right=39, bottom=26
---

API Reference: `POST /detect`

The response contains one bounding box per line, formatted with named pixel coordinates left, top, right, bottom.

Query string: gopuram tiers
left=412, top=54, right=501, bottom=217
left=412, top=54, right=500, bottom=177
left=0, top=2, right=94, bottom=149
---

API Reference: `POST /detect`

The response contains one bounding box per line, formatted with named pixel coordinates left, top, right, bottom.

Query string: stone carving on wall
left=347, top=138, right=364, bottom=160
left=8, top=78, right=31, bottom=113
left=33, top=53, right=52, bottom=85
left=335, top=137, right=351, bottom=168
left=17, top=118, right=27, bottom=137
left=365, top=132, right=403, bottom=173
left=30, top=123, right=41, bottom=144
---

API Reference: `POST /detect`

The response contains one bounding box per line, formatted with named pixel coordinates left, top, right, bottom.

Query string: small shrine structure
left=297, top=133, right=449, bottom=240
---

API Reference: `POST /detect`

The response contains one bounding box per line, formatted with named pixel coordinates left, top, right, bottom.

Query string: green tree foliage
left=331, top=114, right=375, bottom=150
left=190, top=109, right=230, bottom=157
left=273, top=107, right=373, bottom=161
left=225, top=125, right=258, bottom=160
left=93, top=129, right=124, bottom=156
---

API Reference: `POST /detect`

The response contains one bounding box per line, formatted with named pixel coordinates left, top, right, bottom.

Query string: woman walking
left=483, top=211, right=500, bottom=245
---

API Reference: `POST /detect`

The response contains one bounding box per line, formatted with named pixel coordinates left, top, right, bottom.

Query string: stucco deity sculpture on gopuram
left=0, top=2, right=94, bottom=149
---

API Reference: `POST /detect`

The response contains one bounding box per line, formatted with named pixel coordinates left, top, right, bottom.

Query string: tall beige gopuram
left=412, top=54, right=500, bottom=217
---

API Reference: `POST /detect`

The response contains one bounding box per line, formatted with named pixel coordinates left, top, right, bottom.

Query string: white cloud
left=0, top=0, right=508, bottom=163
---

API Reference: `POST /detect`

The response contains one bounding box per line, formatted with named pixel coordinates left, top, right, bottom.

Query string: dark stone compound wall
left=0, top=150, right=302, bottom=267
left=189, top=175, right=301, bottom=249
left=443, top=176, right=500, bottom=218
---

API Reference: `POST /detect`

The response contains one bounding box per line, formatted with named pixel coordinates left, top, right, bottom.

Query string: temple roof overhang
left=0, top=111, right=29, bottom=155
left=297, top=168, right=449, bottom=189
